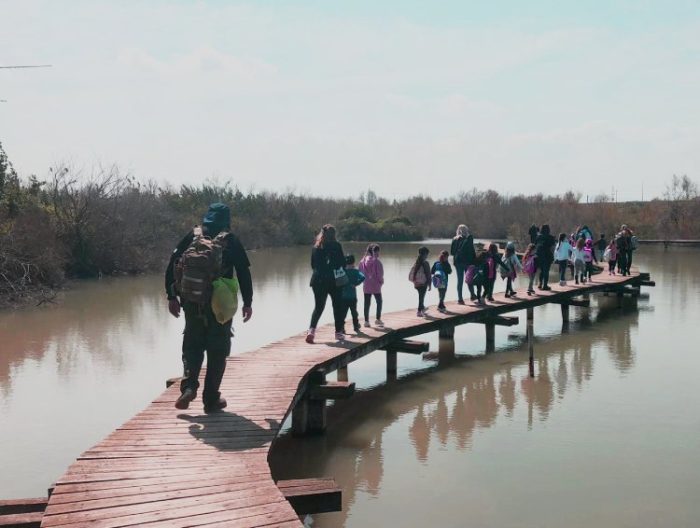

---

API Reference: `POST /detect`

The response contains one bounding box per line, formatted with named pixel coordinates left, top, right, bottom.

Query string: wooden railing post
left=527, top=307, right=535, bottom=378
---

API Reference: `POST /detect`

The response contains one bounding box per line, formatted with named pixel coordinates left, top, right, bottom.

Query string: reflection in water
left=271, top=297, right=651, bottom=527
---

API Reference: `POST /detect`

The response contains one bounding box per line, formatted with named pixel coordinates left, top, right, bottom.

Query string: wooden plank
left=0, top=512, right=43, bottom=527
left=382, top=339, right=429, bottom=354
left=308, top=381, right=355, bottom=400
left=277, top=478, right=341, bottom=515
left=0, top=500, right=47, bottom=515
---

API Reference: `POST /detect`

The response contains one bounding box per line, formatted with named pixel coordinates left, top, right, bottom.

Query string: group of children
left=315, top=224, right=635, bottom=339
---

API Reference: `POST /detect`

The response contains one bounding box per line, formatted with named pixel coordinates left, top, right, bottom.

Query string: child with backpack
left=341, top=254, right=365, bottom=333
left=554, top=233, right=572, bottom=286
left=467, top=249, right=488, bottom=305
left=409, top=246, right=432, bottom=317
left=583, top=239, right=596, bottom=282
left=484, top=244, right=502, bottom=302
left=522, top=243, right=537, bottom=295
left=358, top=244, right=384, bottom=327
left=500, top=242, right=523, bottom=297
left=570, top=237, right=587, bottom=284
left=604, top=238, right=618, bottom=275
left=431, top=250, right=453, bottom=313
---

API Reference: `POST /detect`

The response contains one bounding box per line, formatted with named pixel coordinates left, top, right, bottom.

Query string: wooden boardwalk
left=41, top=269, right=649, bottom=528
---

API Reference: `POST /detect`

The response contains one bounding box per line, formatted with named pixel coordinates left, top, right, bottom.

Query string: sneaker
left=457, top=299, right=465, bottom=305
left=335, top=332, right=345, bottom=341
left=504, top=292, right=511, bottom=298
left=527, top=290, right=533, bottom=295
left=487, top=296, right=494, bottom=302
left=203, top=397, right=227, bottom=414
left=364, top=320, right=371, bottom=327
left=416, top=310, right=423, bottom=317
left=470, top=295, right=478, bottom=301
left=542, top=285, right=552, bottom=290
left=354, top=324, right=361, bottom=333
left=438, top=306, right=447, bottom=313
left=559, top=280, right=566, bottom=286
left=305, top=328, right=315, bottom=344
left=375, top=319, right=384, bottom=327
left=175, top=388, right=196, bottom=410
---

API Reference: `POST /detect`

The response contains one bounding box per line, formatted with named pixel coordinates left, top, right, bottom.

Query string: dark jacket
left=450, top=235, right=476, bottom=266
left=431, top=260, right=453, bottom=286
left=535, top=233, right=556, bottom=263
left=528, top=225, right=539, bottom=244
left=165, top=231, right=253, bottom=307
left=310, top=241, right=345, bottom=287
left=341, top=268, right=365, bottom=300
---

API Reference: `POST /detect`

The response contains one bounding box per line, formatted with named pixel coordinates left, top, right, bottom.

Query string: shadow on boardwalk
left=179, top=413, right=280, bottom=451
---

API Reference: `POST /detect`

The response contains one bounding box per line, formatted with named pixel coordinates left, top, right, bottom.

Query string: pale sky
left=1, top=0, right=699, bottom=201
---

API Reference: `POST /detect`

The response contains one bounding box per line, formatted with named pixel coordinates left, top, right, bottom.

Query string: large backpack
left=409, top=262, right=428, bottom=287
left=432, top=262, right=447, bottom=289
left=175, top=227, right=229, bottom=304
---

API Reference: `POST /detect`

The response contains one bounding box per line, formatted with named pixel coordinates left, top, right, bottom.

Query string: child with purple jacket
left=358, top=244, right=384, bottom=327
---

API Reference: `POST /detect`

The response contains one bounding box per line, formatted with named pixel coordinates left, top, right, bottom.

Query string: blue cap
left=202, top=203, right=231, bottom=235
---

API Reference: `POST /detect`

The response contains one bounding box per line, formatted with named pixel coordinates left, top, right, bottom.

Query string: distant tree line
left=1, top=141, right=698, bottom=307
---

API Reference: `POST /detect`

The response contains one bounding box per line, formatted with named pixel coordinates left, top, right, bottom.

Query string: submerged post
left=527, top=307, right=534, bottom=378
left=485, top=322, right=495, bottom=353
left=386, top=350, right=397, bottom=381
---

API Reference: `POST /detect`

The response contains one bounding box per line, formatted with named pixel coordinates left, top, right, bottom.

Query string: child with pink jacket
left=358, top=244, right=384, bottom=327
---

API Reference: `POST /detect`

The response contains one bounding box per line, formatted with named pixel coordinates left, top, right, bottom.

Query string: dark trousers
left=181, top=302, right=232, bottom=405
left=558, top=260, right=568, bottom=282
left=455, top=264, right=475, bottom=301
left=416, top=285, right=428, bottom=311
left=343, top=298, right=360, bottom=329
left=363, top=293, right=383, bottom=321
left=539, top=260, right=552, bottom=287
left=505, top=278, right=514, bottom=295
left=585, top=262, right=594, bottom=280
left=608, top=260, right=616, bottom=272
left=485, top=277, right=496, bottom=299
left=626, top=250, right=633, bottom=273
left=438, top=287, right=447, bottom=308
left=617, top=253, right=628, bottom=276
left=310, top=281, right=344, bottom=332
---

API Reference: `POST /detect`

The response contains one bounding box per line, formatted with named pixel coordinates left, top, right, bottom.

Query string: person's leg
left=528, top=273, right=536, bottom=292
left=559, top=261, right=567, bottom=282
left=329, top=286, right=345, bottom=333
left=467, top=282, right=476, bottom=300
left=541, top=261, right=551, bottom=288
left=438, top=288, right=446, bottom=308
left=609, top=260, right=615, bottom=274
left=375, top=293, right=383, bottom=320
left=363, top=293, right=371, bottom=323
left=350, top=299, right=360, bottom=330
left=455, top=265, right=465, bottom=302
left=202, top=308, right=232, bottom=409
left=180, top=303, right=206, bottom=399
left=417, top=286, right=427, bottom=312
left=626, top=251, right=633, bottom=273
left=310, top=283, right=329, bottom=329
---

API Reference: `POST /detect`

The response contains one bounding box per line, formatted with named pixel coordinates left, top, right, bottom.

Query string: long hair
left=558, top=233, right=567, bottom=243
left=540, top=224, right=551, bottom=236
left=455, top=224, right=469, bottom=239
left=576, top=237, right=585, bottom=250
left=413, top=246, right=430, bottom=273
left=487, top=243, right=499, bottom=259
left=314, top=224, right=336, bottom=248
left=524, top=243, right=536, bottom=258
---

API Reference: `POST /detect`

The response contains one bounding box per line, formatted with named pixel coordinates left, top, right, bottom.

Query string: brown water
left=1, top=244, right=699, bottom=527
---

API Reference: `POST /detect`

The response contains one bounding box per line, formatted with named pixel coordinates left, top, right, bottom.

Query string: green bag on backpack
left=211, top=277, right=239, bottom=324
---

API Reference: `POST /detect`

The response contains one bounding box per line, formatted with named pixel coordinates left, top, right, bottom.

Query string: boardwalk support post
left=560, top=303, right=570, bottom=323
left=292, top=370, right=327, bottom=436
left=337, top=366, right=348, bottom=382
left=527, top=307, right=534, bottom=378
left=386, top=350, right=397, bottom=381
left=485, top=322, right=495, bottom=352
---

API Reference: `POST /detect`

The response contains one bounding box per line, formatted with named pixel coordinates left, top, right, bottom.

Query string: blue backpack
left=432, top=262, right=447, bottom=289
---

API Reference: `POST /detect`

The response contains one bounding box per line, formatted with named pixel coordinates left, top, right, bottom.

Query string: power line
left=0, top=64, right=52, bottom=69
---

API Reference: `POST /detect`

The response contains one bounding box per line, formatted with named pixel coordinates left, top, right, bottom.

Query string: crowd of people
left=163, top=203, right=639, bottom=411
left=303, top=222, right=639, bottom=343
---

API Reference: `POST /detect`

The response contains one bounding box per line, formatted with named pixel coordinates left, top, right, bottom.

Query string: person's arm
left=357, top=270, right=365, bottom=285
left=228, top=235, right=253, bottom=322
left=450, top=239, right=457, bottom=257
left=377, top=260, right=384, bottom=284
left=165, top=232, right=194, bottom=317
left=445, top=262, right=452, bottom=274
left=431, top=262, right=437, bottom=275
left=424, top=262, right=432, bottom=289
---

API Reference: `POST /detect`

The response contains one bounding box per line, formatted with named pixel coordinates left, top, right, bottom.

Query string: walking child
left=554, top=233, right=572, bottom=286
left=341, top=254, right=365, bottom=333
left=500, top=242, right=523, bottom=297
left=409, top=246, right=431, bottom=317
left=431, top=250, right=453, bottom=313
left=468, top=249, right=488, bottom=305
left=570, top=237, right=586, bottom=284
left=604, top=239, right=618, bottom=275
left=484, top=243, right=502, bottom=302
left=358, top=243, right=384, bottom=327
left=522, top=243, right=537, bottom=295
left=583, top=239, right=597, bottom=282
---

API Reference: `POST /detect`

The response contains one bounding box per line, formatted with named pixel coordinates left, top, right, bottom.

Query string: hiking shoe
left=204, top=397, right=227, bottom=414
left=175, top=388, right=196, bottom=410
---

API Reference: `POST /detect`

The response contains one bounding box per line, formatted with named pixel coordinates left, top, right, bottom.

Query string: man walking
left=165, top=203, right=253, bottom=413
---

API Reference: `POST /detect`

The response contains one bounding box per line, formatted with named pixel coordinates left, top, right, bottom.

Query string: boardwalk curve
left=41, top=270, right=647, bottom=528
